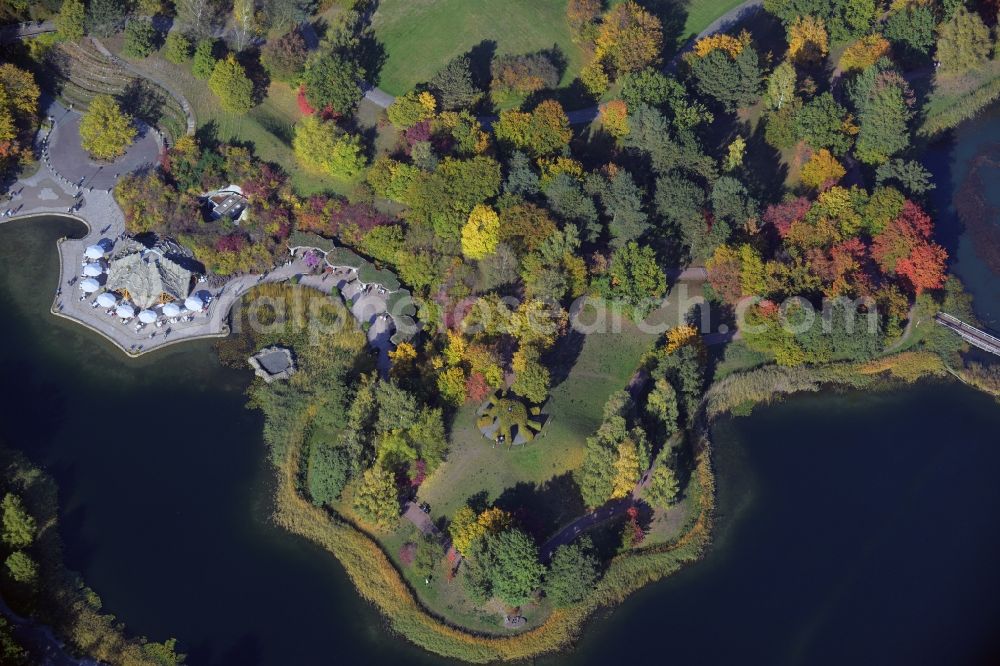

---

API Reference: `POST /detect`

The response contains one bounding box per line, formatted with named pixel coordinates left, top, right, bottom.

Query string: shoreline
left=263, top=351, right=964, bottom=663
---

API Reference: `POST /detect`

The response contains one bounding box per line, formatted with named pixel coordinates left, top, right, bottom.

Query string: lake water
left=0, top=212, right=999, bottom=665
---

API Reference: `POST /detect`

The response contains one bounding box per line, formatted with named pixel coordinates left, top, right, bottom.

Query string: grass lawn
left=418, top=290, right=698, bottom=540
left=372, top=0, right=752, bottom=97
left=419, top=319, right=652, bottom=530
left=371, top=0, right=584, bottom=96
left=681, top=0, right=752, bottom=37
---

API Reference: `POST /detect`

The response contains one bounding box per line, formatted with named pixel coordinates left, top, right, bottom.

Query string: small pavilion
left=106, top=250, right=193, bottom=310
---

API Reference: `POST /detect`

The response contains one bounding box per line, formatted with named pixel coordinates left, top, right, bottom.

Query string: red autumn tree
left=872, top=200, right=946, bottom=293
left=706, top=245, right=743, bottom=305
left=465, top=372, right=491, bottom=403
left=764, top=197, right=812, bottom=238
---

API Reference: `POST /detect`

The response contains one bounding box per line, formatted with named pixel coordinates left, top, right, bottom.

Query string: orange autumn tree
left=872, top=200, right=947, bottom=293
left=599, top=99, right=629, bottom=137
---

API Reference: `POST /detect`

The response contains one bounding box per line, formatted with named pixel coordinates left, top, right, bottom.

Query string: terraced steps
left=47, top=40, right=187, bottom=141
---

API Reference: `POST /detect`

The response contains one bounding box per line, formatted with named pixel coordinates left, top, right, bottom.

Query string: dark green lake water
left=2, top=217, right=1000, bottom=666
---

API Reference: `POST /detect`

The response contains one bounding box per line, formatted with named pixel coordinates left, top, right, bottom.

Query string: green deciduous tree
left=164, top=31, right=193, bottom=64
left=4, top=551, right=36, bottom=585
left=292, top=115, right=367, bottom=177
left=467, top=528, right=544, bottom=606
left=795, top=92, right=854, bottom=156
left=302, top=52, right=363, bottom=115
left=123, top=18, right=159, bottom=59
left=849, top=64, right=913, bottom=166
left=79, top=94, right=136, bottom=160
left=936, top=6, right=991, bottom=75
left=646, top=376, right=679, bottom=436
left=884, top=5, right=935, bottom=57
left=191, top=39, right=218, bottom=79
left=545, top=537, right=599, bottom=607
left=493, top=100, right=572, bottom=157
left=0, top=617, right=27, bottom=665
left=352, top=464, right=399, bottom=530
left=645, top=462, right=680, bottom=507
left=0, top=494, right=34, bottom=549
left=307, top=441, right=350, bottom=506
left=208, top=54, right=254, bottom=113
left=55, top=0, right=86, bottom=40
left=607, top=241, right=666, bottom=313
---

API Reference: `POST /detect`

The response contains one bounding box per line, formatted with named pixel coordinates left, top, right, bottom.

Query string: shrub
left=164, top=31, right=192, bottom=64
left=208, top=55, right=254, bottom=113
left=261, top=28, right=308, bottom=82
left=192, top=39, right=219, bottom=80
left=122, top=18, right=159, bottom=59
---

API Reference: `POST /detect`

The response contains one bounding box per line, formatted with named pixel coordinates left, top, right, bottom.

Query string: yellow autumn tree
left=448, top=505, right=512, bottom=555
left=461, top=204, right=500, bottom=260
left=387, top=341, right=417, bottom=379
left=692, top=30, right=750, bottom=58
left=476, top=507, right=512, bottom=534
left=665, top=323, right=700, bottom=354
left=448, top=505, right=482, bottom=554
left=599, top=99, right=629, bottom=138
left=386, top=90, right=436, bottom=128
left=594, top=0, right=663, bottom=75
left=611, top=439, right=642, bottom=499
left=801, top=148, right=846, bottom=189
left=839, top=34, right=891, bottom=72
left=79, top=94, right=136, bottom=160
left=787, top=15, right=828, bottom=65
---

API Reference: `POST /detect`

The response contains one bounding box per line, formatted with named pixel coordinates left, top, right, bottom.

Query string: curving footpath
left=89, top=36, right=196, bottom=136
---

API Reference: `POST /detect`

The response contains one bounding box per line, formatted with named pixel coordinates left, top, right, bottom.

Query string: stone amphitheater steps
left=48, top=40, right=187, bottom=141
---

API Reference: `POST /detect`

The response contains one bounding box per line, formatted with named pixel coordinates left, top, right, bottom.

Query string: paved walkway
left=0, top=19, right=54, bottom=44
left=45, top=102, right=162, bottom=190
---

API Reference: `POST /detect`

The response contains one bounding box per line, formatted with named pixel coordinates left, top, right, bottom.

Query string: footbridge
left=936, top=312, right=1000, bottom=356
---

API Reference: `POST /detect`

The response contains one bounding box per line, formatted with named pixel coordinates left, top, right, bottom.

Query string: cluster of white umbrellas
left=106, top=296, right=204, bottom=321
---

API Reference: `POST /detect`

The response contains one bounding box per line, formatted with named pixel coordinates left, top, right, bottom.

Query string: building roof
left=248, top=346, right=296, bottom=383
left=106, top=251, right=192, bottom=309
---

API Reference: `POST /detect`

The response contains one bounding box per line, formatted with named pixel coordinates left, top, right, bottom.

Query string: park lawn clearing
left=372, top=0, right=585, bottom=96
left=102, top=38, right=360, bottom=196
left=680, top=0, right=753, bottom=37
left=418, top=294, right=695, bottom=538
